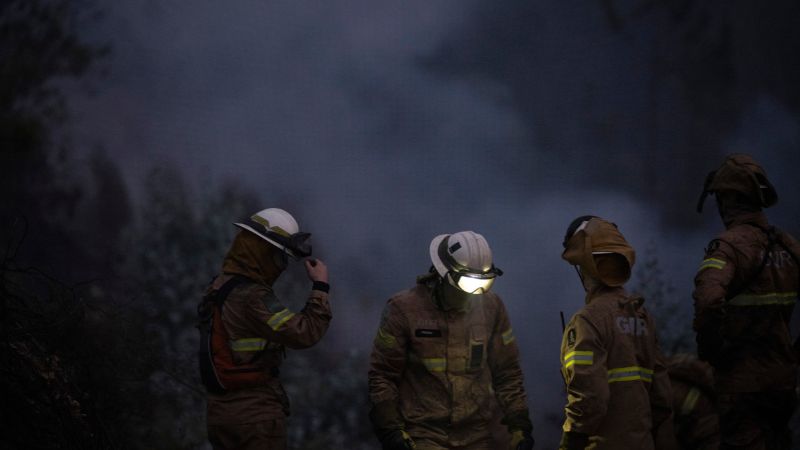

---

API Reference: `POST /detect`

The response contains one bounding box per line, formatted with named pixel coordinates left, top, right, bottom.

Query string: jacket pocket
left=468, top=325, right=488, bottom=372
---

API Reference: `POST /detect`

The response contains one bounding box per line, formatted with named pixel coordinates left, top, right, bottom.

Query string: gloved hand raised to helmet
left=304, top=258, right=328, bottom=283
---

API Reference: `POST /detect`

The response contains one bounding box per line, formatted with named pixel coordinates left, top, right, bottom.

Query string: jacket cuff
left=369, top=400, right=404, bottom=440
left=502, top=409, right=533, bottom=433
left=559, top=430, right=589, bottom=450
left=312, top=281, right=330, bottom=293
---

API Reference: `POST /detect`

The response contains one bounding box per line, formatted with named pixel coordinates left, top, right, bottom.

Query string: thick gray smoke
left=66, top=0, right=799, bottom=445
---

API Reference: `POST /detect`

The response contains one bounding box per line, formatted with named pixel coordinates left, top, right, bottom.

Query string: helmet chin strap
left=573, top=265, right=585, bottom=287
left=574, top=266, right=600, bottom=293
left=696, top=170, right=717, bottom=213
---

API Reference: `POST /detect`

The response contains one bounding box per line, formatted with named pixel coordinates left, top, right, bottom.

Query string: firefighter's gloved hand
left=369, top=400, right=414, bottom=449
left=304, top=258, right=329, bottom=283
left=559, top=431, right=589, bottom=450
left=509, top=430, right=534, bottom=449
left=381, top=430, right=416, bottom=450
left=503, top=409, right=534, bottom=449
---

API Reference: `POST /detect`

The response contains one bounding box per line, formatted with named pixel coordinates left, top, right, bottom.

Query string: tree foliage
left=122, top=169, right=380, bottom=449
left=1, top=0, right=106, bottom=224
left=634, top=242, right=694, bottom=355
left=0, top=2, right=147, bottom=448
left=120, top=167, right=261, bottom=448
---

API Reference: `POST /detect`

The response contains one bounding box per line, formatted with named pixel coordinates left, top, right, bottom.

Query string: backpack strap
left=768, top=228, right=800, bottom=349
left=742, top=224, right=800, bottom=295
left=196, top=274, right=252, bottom=394
left=211, top=275, right=248, bottom=306
left=720, top=224, right=776, bottom=301
left=747, top=224, right=777, bottom=287
left=197, top=275, right=249, bottom=325
left=737, top=224, right=800, bottom=348
left=772, top=229, right=800, bottom=276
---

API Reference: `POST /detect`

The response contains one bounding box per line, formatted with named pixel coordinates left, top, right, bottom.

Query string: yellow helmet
left=562, top=216, right=635, bottom=287
left=697, top=154, right=778, bottom=212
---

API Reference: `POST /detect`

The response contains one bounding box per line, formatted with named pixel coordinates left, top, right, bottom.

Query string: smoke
left=64, top=0, right=799, bottom=445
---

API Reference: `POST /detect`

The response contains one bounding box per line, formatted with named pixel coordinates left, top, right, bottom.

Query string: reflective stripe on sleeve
left=230, top=338, right=267, bottom=352
left=250, top=215, right=290, bottom=237
left=421, top=357, right=446, bottom=372
left=607, top=366, right=654, bottom=383
left=680, top=387, right=701, bottom=416
left=502, top=328, right=515, bottom=345
left=374, top=327, right=397, bottom=349
left=728, top=291, right=797, bottom=306
left=563, top=350, right=594, bottom=369
left=698, top=258, right=726, bottom=272
left=267, top=308, right=295, bottom=331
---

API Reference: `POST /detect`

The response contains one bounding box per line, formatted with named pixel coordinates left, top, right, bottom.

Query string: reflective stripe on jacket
left=667, top=355, right=719, bottom=449
left=207, top=274, right=332, bottom=425
left=693, top=211, right=800, bottom=393
left=560, top=287, right=672, bottom=449
left=368, top=282, right=528, bottom=448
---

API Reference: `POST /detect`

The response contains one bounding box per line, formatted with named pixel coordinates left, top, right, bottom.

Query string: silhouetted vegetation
left=3, top=1, right=798, bottom=448
left=634, top=243, right=694, bottom=355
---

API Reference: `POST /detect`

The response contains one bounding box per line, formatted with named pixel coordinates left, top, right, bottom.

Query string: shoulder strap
left=772, top=228, right=800, bottom=272
left=212, top=275, right=248, bottom=306
left=724, top=225, right=776, bottom=300
left=750, top=225, right=777, bottom=282
left=767, top=228, right=800, bottom=350
left=747, top=224, right=800, bottom=282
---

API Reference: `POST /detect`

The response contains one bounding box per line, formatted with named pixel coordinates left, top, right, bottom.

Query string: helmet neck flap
left=562, top=217, right=635, bottom=288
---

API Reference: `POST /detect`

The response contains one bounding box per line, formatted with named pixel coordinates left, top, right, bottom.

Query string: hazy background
left=3, top=0, right=799, bottom=448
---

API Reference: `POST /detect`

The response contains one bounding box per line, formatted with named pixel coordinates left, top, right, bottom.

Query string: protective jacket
left=206, top=231, right=332, bottom=427
left=368, top=277, right=530, bottom=448
left=560, top=286, right=672, bottom=449
left=205, top=275, right=331, bottom=424
left=667, top=355, right=718, bottom=450
left=693, top=211, right=800, bottom=393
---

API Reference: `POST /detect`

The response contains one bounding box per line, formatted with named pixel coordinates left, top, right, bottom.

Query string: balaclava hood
left=222, top=230, right=283, bottom=286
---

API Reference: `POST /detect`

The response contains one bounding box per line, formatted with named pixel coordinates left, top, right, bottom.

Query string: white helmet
left=234, top=208, right=311, bottom=259
left=429, top=231, right=502, bottom=294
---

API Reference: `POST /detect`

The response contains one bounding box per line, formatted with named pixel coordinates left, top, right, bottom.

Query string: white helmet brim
left=233, top=222, right=299, bottom=259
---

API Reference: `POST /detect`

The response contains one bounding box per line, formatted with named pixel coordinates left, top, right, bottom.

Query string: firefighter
left=368, top=231, right=535, bottom=450
left=693, top=154, right=800, bottom=449
left=559, top=216, right=674, bottom=450
left=203, top=208, right=332, bottom=450
left=667, top=354, right=719, bottom=450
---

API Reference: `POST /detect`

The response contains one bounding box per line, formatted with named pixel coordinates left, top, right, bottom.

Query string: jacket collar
left=724, top=210, right=769, bottom=230
left=585, top=285, right=626, bottom=304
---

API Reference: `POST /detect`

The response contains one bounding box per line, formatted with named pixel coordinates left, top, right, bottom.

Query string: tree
left=122, top=167, right=261, bottom=448
left=1, top=0, right=107, bottom=234
left=634, top=242, right=694, bottom=355
left=0, top=2, right=153, bottom=448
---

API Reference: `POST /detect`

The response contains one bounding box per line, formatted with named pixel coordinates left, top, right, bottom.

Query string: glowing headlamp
left=447, top=271, right=497, bottom=294
left=436, top=235, right=502, bottom=294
